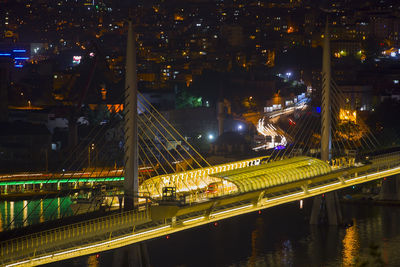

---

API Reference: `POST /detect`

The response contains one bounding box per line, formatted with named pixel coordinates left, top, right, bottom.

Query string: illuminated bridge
left=1, top=22, right=398, bottom=267
left=1, top=152, right=400, bottom=266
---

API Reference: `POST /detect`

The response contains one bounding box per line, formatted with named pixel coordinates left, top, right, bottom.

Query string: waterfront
left=46, top=200, right=400, bottom=267
left=0, top=197, right=73, bottom=231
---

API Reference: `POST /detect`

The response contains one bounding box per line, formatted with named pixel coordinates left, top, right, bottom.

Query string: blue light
left=15, top=65, right=23, bottom=68
left=13, top=49, right=26, bottom=53
left=14, top=57, right=29, bottom=60
left=274, top=145, right=285, bottom=150
left=0, top=53, right=11, bottom=56
left=316, top=107, right=321, bottom=113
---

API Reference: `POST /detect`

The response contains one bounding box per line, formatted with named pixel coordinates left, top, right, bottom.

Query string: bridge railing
left=370, top=151, right=400, bottom=160
left=0, top=208, right=150, bottom=263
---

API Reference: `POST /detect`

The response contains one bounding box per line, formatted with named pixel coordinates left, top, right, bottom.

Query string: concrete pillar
left=310, top=192, right=342, bottom=225
left=112, top=243, right=150, bottom=267
left=310, top=196, right=322, bottom=225
left=124, top=20, right=139, bottom=210
left=321, top=21, right=332, bottom=162
left=379, top=174, right=400, bottom=201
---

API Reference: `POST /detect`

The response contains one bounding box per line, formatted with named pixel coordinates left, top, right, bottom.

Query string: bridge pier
left=310, top=192, right=342, bottom=225
left=378, top=174, right=400, bottom=201
left=112, top=242, right=150, bottom=267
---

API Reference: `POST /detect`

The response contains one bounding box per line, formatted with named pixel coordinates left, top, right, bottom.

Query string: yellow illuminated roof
left=211, top=156, right=331, bottom=193
left=139, top=156, right=268, bottom=197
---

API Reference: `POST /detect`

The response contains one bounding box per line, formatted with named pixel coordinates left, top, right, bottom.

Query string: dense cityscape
left=1, top=0, right=400, bottom=266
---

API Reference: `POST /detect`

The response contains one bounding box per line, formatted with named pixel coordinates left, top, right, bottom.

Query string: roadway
left=254, top=98, right=308, bottom=151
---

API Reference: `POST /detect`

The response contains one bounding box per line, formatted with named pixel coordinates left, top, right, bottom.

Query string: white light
left=346, top=166, right=400, bottom=183
left=308, top=182, right=341, bottom=192
left=391, top=52, right=396, bottom=57
left=286, top=72, right=292, bottom=77
left=183, top=216, right=205, bottom=224
left=208, top=134, right=214, bottom=140
left=211, top=204, right=253, bottom=217
left=267, top=191, right=304, bottom=202
left=238, top=125, right=243, bottom=130
left=6, top=260, right=31, bottom=267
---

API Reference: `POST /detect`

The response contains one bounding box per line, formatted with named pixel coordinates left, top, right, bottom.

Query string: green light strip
left=0, top=177, right=124, bottom=186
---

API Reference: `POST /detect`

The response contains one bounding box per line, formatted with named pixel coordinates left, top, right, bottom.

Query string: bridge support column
left=112, top=243, right=150, bottom=267
left=123, top=20, right=139, bottom=210
left=379, top=174, right=400, bottom=201
left=310, top=192, right=342, bottom=225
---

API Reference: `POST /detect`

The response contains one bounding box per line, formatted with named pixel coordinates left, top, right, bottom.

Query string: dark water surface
left=47, top=200, right=400, bottom=267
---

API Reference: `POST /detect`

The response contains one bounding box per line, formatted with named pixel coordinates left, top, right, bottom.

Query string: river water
left=42, top=199, right=400, bottom=267
left=0, top=197, right=73, bottom=231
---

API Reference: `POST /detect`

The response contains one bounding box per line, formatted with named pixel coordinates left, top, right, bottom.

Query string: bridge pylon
left=112, top=243, right=151, bottom=267
left=379, top=174, right=400, bottom=201
left=124, top=20, right=139, bottom=210
left=310, top=191, right=343, bottom=225
left=310, top=20, right=343, bottom=226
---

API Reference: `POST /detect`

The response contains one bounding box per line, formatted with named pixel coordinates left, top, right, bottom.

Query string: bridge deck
left=1, top=152, right=400, bottom=267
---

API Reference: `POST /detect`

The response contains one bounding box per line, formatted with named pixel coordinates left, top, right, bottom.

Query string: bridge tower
left=310, top=21, right=343, bottom=225
left=321, top=23, right=332, bottom=162
left=124, top=20, right=139, bottom=210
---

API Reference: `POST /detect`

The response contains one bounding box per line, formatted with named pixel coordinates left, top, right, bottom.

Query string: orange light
left=107, top=104, right=124, bottom=113
left=101, top=87, right=107, bottom=100
left=174, top=14, right=184, bottom=21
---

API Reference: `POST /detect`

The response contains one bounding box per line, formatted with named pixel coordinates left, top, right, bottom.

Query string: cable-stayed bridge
left=2, top=152, right=400, bottom=266
left=1, top=22, right=400, bottom=267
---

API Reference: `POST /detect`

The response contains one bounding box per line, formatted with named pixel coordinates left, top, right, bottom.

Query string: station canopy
left=210, top=156, right=331, bottom=194
left=139, top=156, right=331, bottom=198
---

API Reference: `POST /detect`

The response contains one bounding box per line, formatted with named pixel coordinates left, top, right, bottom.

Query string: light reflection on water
left=0, top=197, right=73, bottom=231
left=342, top=221, right=359, bottom=267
